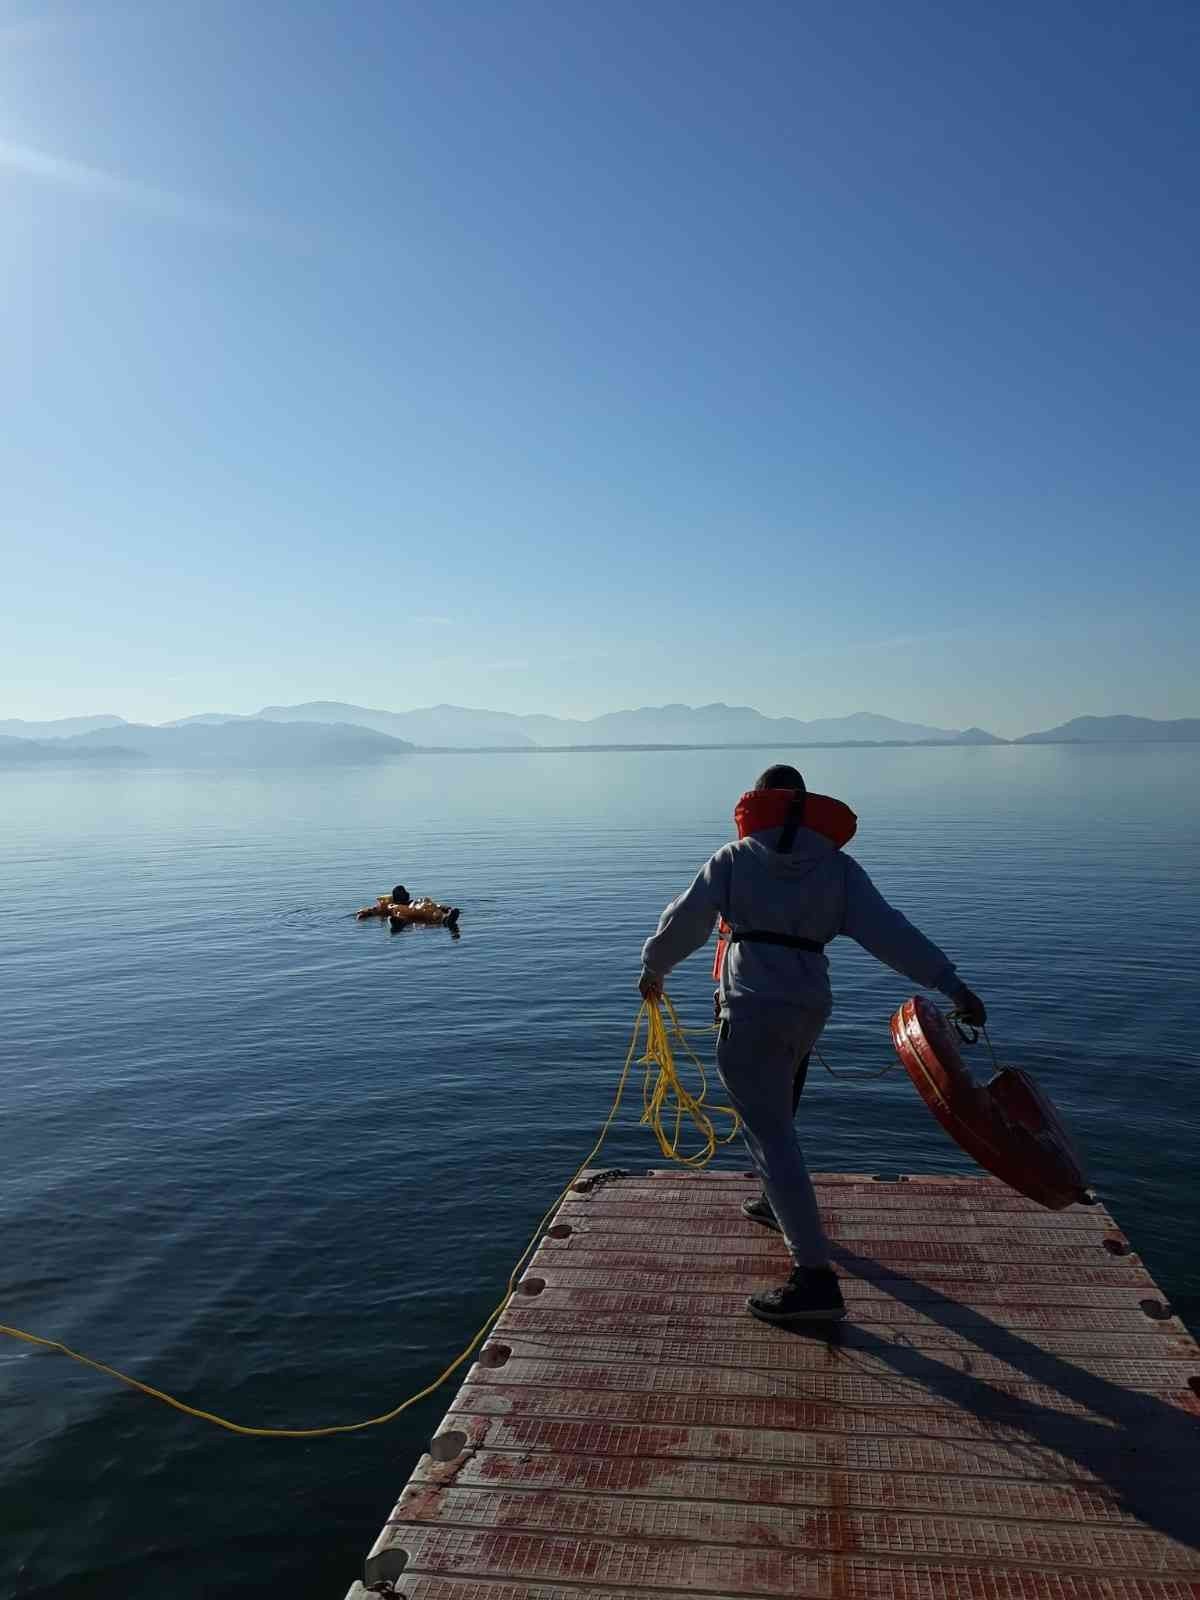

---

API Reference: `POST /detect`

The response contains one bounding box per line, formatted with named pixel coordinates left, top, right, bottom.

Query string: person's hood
left=740, top=826, right=842, bottom=881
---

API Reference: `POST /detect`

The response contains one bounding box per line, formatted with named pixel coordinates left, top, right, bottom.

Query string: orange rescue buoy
left=890, top=996, right=1090, bottom=1210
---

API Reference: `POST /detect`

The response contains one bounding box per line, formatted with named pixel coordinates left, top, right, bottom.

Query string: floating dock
left=345, top=1170, right=1200, bottom=1600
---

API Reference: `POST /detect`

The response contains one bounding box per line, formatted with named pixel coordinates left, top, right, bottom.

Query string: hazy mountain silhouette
left=160, top=712, right=250, bottom=727
left=0, top=714, right=128, bottom=741
left=247, top=700, right=1002, bottom=748
left=6, top=703, right=1198, bottom=758
left=0, top=734, right=143, bottom=765
left=256, top=701, right=539, bottom=747
left=56, top=720, right=414, bottom=766
left=1017, top=715, right=1200, bottom=743
left=518, top=704, right=971, bottom=746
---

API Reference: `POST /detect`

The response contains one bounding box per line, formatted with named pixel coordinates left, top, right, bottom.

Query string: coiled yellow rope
left=639, top=995, right=740, bottom=1164
left=0, top=997, right=737, bottom=1439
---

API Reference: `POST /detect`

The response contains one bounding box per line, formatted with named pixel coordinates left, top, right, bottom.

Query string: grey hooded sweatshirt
left=641, top=823, right=966, bottom=1018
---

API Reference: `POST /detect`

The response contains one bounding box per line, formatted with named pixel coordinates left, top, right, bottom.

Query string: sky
left=1, top=0, right=1197, bottom=739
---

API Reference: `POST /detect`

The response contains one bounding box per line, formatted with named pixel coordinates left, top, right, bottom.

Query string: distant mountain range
left=0, top=734, right=142, bottom=766
left=4, top=701, right=1005, bottom=751
left=245, top=701, right=1008, bottom=748
left=1015, top=714, right=1200, bottom=744
left=2, top=703, right=1197, bottom=767
left=0, top=714, right=128, bottom=741
left=0, top=720, right=414, bottom=767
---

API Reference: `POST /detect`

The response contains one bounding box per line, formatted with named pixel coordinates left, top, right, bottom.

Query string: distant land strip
left=2, top=705, right=1199, bottom=768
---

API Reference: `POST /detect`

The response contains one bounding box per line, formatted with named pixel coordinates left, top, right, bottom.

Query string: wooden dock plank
left=344, top=1173, right=1200, bottom=1600
left=453, top=1356, right=1200, bottom=1424
left=559, top=1197, right=1119, bottom=1228
left=354, top=1580, right=1200, bottom=1600
left=431, top=1408, right=1195, bottom=1489
left=474, top=1333, right=1196, bottom=1385
left=407, top=1448, right=1178, bottom=1526
left=522, top=1260, right=1162, bottom=1303
left=500, top=1285, right=1181, bottom=1330
left=548, top=1220, right=1141, bottom=1262
left=387, top=1485, right=1200, bottom=1571
left=538, top=1249, right=1158, bottom=1290
left=450, top=1380, right=1200, bottom=1436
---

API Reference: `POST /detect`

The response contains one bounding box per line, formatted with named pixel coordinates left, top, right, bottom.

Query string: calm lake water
left=2, top=745, right=1198, bottom=1598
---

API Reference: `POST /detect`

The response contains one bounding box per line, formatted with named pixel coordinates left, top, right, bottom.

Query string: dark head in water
left=391, top=885, right=411, bottom=905
left=755, top=764, right=805, bottom=794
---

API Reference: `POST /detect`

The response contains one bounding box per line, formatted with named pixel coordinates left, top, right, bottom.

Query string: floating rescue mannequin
left=356, top=884, right=461, bottom=932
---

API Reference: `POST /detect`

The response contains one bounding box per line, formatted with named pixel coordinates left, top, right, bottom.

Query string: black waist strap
left=728, top=929, right=826, bottom=953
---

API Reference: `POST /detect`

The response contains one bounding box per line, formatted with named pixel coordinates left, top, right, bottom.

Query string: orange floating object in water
left=890, top=995, right=1090, bottom=1210
left=355, top=895, right=460, bottom=929
left=387, top=901, right=455, bottom=928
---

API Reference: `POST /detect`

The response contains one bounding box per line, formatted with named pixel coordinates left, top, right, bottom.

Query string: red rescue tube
left=890, top=996, right=1090, bottom=1210
left=712, top=788, right=858, bottom=981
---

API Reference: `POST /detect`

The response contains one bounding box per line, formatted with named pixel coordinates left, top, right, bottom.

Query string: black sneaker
left=741, top=1194, right=781, bottom=1232
left=748, top=1266, right=847, bottom=1325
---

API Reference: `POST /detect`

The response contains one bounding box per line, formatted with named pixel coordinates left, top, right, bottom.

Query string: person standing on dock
left=639, top=763, right=986, bottom=1325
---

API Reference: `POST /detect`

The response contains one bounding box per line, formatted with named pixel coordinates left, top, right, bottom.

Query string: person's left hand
left=638, top=972, right=663, bottom=1004
left=953, top=985, right=987, bottom=1027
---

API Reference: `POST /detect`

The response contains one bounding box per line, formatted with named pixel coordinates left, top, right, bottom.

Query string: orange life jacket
left=712, top=787, right=858, bottom=981
left=733, top=787, right=857, bottom=847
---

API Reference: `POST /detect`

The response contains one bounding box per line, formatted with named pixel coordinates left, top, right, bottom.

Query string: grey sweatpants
left=716, top=1008, right=831, bottom=1270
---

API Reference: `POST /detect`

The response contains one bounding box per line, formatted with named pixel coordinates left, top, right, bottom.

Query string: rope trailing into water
left=815, top=1006, right=994, bottom=1083
left=0, top=996, right=739, bottom=1439
left=814, top=1046, right=899, bottom=1081
left=3, top=997, right=980, bottom=1436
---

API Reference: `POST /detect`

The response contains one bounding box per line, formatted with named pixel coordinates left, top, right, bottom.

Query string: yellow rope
left=639, top=994, right=740, bottom=1164
left=0, top=996, right=735, bottom=1439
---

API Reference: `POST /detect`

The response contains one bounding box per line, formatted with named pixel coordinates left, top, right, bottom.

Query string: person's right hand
left=953, top=986, right=987, bottom=1027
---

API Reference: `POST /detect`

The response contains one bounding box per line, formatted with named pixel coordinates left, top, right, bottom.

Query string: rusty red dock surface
left=345, top=1171, right=1200, bottom=1600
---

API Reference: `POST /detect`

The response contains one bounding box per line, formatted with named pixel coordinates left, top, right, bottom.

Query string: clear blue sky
left=2, top=0, right=1196, bottom=738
